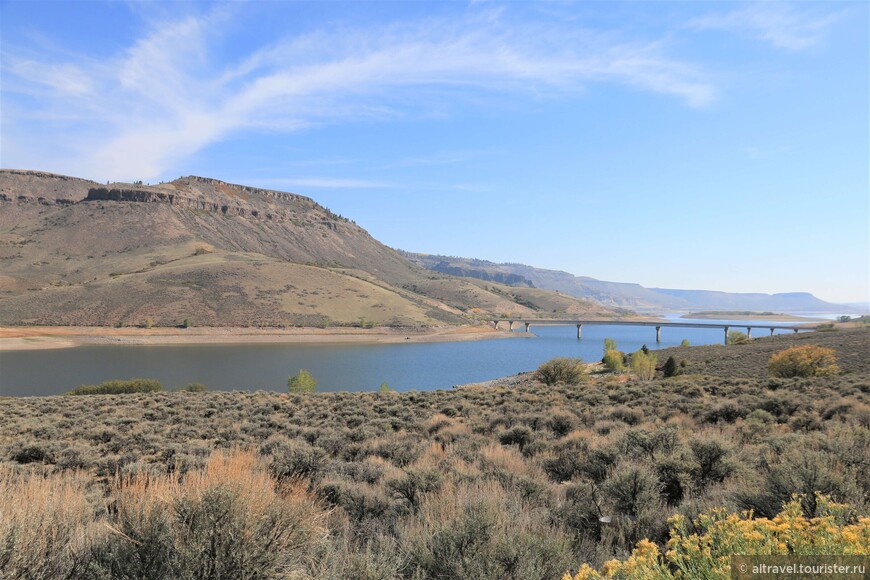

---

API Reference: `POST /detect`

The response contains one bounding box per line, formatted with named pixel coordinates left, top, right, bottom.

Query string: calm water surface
left=0, top=317, right=824, bottom=397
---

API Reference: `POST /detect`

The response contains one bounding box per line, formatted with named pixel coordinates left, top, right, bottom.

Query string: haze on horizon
left=1, top=1, right=867, bottom=304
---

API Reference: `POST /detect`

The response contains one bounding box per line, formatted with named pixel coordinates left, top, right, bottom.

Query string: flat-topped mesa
left=0, top=169, right=99, bottom=203
left=84, top=178, right=348, bottom=228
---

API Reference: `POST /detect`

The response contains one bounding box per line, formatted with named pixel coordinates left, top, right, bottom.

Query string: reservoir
left=0, top=317, right=814, bottom=396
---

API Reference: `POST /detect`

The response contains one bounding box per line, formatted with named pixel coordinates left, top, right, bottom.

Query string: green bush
left=535, top=358, right=587, bottom=386
left=288, top=369, right=317, bottom=393
left=67, top=379, right=163, bottom=396
left=181, top=383, right=206, bottom=392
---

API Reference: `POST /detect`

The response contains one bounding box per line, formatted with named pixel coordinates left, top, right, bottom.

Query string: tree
left=641, top=344, right=650, bottom=355
left=604, top=338, right=618, bottom=354
left=680, top=339, right=690, bottom=347
left=602, top=349, right=625, bottom=372
left=379, top=382, right=391, bottom=393
left=288, top=369, right=317, bottom=393
left=631, top=350, right=657, bottom=381
left=663, top=356, right=678, bottom=378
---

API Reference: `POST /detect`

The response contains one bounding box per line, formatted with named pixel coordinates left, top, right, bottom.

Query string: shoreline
left=0, top=324, right=526, bottom=351
left=679, top=312, right=827, bottom=322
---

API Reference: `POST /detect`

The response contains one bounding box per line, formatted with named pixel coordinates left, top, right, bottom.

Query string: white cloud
left=690, top=3, right=842, bottom=51
left=2, top=6, right=717, bottom=181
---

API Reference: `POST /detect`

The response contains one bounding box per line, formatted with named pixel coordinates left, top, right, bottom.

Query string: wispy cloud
left=690, top=3, right=842, bottom=51
left=2, top=5, right=716, bottom=181
left=252, top=177, right=394, bottom=189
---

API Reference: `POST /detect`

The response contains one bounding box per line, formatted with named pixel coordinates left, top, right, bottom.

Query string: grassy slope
left=1, top=328, right=868, bottom=576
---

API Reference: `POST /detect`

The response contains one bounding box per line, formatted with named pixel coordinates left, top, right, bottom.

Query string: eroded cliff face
left=1, top=172, right=346, bottom=230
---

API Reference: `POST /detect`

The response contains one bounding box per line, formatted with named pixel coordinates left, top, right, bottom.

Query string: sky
left=1, top=1, right=868, bottom=304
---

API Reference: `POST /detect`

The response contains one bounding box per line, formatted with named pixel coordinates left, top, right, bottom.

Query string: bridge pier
left=577, top=324, right=582, bottom=339
left=655, top=326, right=662, bottom=343
left=724, top=326, right=730, bottom=345
left=525, top=322, right=531, bottom=333
left=770, top=328, right=775, bottom=336
left=746, top=327, right=752, bottom=338
left=507, top=321, right=513, bottom=332
left=794, top=328, right=799, bottom=333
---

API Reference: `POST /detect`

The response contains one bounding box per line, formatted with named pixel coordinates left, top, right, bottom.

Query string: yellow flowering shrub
left=768, top=345, right=839, bottom=378
left=562, top=494, right=870, bottom=580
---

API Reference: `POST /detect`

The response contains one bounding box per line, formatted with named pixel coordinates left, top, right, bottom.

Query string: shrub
left=182, top=318, right=192, bottom=328
left=726, top=330, right=750, bottom=344
left=680, top=339, right=690, bottom=347
left=67, top=379, right=163, bottom=395
left=535, top=358, right=587, bottom=386
left=181, top=382, right=206, bottom=392
left=604, top=338, right=619, bottom=354
left=143, top=317, right=154, bottom=329
left=688, top=437, right=734, bottom=490
left=602, top=350, right=625, bottom=372
left=400, top=479, right=574, bottom=580
left=768, top=345, right=840, bottom=378
left=630, top=350, right=657, bottom=381
left=498, top=425, right=533, bottom=450
left=562, top=495, right=869, bottom=579
left=95, top=450, right=326, bottom=578
left=288, top=369, right=317, bottom=393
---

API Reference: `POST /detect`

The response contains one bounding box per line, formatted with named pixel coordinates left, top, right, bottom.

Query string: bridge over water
left=489, top=318, right=821, bottom=345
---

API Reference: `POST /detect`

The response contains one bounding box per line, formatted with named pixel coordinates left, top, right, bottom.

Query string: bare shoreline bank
left=0, top=324, right=526, bottom=351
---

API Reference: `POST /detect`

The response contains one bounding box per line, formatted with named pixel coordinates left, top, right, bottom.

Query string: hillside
left=0, top=170, right=616, bottom=327
left=405, top=252, right=851, bottom=314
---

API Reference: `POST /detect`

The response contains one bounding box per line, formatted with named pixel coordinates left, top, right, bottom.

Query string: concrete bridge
left=489, top=318, right=821, bottom=345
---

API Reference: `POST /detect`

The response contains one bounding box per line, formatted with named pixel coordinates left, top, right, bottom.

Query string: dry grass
left=0, top=467, right=103, bottom=579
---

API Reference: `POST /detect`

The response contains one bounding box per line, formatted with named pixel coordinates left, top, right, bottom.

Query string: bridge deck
left=489, top=319, right=818, bottom=331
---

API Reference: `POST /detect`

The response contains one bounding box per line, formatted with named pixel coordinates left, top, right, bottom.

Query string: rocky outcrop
left=85, top=187, right=290, bottom=221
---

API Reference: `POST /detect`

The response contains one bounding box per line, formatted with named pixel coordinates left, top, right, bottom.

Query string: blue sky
left=2, top=1, right=867, bottom=304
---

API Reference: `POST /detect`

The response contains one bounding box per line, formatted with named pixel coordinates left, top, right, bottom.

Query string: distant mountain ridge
left=405, top=253, right=854, bottom=314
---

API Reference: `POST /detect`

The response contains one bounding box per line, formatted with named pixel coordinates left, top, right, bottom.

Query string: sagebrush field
left=1, top=328, right=868, bottom=579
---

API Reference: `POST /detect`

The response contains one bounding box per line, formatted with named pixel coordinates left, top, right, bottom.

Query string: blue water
left=0, top=319, right=813, bottom=396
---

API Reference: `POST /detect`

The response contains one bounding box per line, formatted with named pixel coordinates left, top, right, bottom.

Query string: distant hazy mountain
left=405, top=253, right=855, bottom=314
